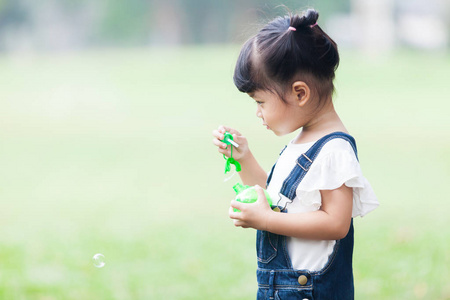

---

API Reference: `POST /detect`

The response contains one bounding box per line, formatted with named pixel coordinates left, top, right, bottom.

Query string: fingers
left=212, top=129, right=229, bottom=156
left=232, top=134, right=246, bottom=146
left=230, top=200, right=244, bottom=213
left=228, top=188, right=270, bottom=230
left=218, top=125, right=241, bottom=136
left=212, top=129, right=225, bottom=141
left=254, top=185, right=267, bottom=202
left=212, top=135, right=228, bottom=150
left=228, top=206, right=238, bottom=219
left=212, top=126, right=238, bottom=146
left=229, top=206, right=247, bottom=228
left=213, top=126, right=245, bottom=157
left=229, top=201, right=244, bottom=221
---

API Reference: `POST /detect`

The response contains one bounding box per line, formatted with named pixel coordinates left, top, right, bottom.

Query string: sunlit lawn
left=0, top=46, right=449, bottom=299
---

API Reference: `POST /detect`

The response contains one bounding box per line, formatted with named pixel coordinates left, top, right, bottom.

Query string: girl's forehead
left=249, top=91, right=265, bottom=100
left=250, top=90, right=267, bottom=98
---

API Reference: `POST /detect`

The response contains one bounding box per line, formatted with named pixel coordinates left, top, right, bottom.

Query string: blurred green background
left=1, top=0, right=450, bottom=299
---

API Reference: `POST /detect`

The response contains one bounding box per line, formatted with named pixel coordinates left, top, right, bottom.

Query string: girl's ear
left=291, top=81, right=310, bottom=107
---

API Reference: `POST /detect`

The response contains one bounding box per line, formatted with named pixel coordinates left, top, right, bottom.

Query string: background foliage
left=0, top=0, right=358, bottom=49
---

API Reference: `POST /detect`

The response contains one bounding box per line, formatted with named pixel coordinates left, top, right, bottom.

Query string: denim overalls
left=257, top=132, right=357, bottom=300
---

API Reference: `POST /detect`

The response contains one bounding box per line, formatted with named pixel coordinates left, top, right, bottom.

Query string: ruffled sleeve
left=295, top=141, right=379, bottom=218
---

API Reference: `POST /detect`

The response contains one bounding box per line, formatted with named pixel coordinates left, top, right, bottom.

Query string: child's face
left=249, top=89, right=305, bottom=136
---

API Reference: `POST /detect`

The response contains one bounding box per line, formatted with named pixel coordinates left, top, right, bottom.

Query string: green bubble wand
left=221, top=132, right=241, bottom=174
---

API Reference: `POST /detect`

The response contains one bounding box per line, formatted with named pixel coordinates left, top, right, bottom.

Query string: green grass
left=0, top=46, right=449, bottom=299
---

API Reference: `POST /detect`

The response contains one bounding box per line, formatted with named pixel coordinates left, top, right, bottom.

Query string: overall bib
left=257, top=132, right=357, bottom=300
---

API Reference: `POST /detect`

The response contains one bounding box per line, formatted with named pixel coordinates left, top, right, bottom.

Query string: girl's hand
left=229, top=185, right=273, bottom=230
left=212, top=125, right=250, bottom=162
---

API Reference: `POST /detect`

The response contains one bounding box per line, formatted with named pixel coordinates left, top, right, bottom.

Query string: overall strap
left=280, top=132, right=358, bottom=201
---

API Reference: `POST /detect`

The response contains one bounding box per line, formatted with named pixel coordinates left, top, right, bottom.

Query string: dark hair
left=233, top=9, right=339, bottom=105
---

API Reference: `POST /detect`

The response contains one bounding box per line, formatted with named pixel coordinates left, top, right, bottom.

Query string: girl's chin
left=271, top=128, right=296, bottom=137
left=272, top=130, right=286, bottom=136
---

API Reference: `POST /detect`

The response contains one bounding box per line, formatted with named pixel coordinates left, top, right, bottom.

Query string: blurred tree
left=91, top=0, right=152, bottom=46
left=0, top=0, right=27, bottom=26
left=0, top=0, right=29, bottom=51
left=1, top=0, right=446, bottom=51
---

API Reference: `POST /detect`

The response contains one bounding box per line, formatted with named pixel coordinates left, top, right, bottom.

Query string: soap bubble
left=92, top=253, right=105, bottom=268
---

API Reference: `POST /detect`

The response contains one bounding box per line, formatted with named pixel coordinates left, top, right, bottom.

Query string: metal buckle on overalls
left=296, top=153, right=312, bottom=172
left=275, top=193, right=292, bottom=212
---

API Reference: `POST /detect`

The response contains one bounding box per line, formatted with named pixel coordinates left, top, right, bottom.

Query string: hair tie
left=310, top=23, right=318, bottom=28
left=288, top=26, right=296, bottom=32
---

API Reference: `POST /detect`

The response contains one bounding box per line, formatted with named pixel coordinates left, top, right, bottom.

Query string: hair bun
left=290, top=9, right=319, bottom=29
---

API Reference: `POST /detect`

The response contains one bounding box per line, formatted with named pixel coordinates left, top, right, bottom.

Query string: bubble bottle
left=232, top=183, right=273, bottom=212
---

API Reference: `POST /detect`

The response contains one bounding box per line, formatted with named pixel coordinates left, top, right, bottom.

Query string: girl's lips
left=263, top=124, right=270, bottom=129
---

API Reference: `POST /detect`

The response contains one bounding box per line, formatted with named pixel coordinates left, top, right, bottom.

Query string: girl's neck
left=293, top=101, right=348, bottom=144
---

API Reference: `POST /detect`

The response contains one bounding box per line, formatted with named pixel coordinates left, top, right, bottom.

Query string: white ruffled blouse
left=266, top=138, right=379, bottom=271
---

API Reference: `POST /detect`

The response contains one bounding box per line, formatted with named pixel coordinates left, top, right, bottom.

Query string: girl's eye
left=256, top=101, right=263, bottom=105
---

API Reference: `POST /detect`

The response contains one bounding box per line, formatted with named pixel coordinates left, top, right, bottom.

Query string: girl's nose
left=256, top=109, right=262, bottom=118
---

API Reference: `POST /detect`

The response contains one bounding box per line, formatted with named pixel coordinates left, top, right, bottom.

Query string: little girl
left=212, top=9, right=379, bottom=300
